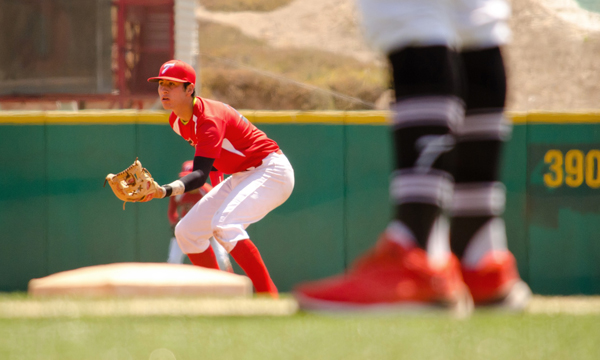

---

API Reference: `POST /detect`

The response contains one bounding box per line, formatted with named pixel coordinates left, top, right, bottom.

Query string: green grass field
left=1, top=294, right=599, bottom=360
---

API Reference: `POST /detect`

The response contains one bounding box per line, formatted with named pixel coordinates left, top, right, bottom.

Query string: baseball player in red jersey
left=147, top=60, right=295, bottom=298
left=166, top=160, right=233, bottom=273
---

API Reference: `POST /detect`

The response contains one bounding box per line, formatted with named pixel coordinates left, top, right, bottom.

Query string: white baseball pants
left=355, top=0, right=511, bottom=52
left=174, top=152, right=295, bottom=253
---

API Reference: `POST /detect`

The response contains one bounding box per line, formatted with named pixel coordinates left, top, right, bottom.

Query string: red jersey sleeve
left=194, top=118, right=224, bottom=159
left=209, top=171, right=224, bottom=186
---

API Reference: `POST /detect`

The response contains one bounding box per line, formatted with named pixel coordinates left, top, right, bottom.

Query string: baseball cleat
left=461, top=251, right=531, bottom=311
left=294, top=234, right=473, bottom=318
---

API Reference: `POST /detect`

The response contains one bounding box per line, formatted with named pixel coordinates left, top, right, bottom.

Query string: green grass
left=2, top=314, right=599, bottom=360
left=1, top=294, right=600, bottom=360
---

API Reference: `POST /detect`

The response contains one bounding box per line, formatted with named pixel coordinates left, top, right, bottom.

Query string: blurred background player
left=167, top=160, right=233, bottom=273
left=146, top=59, right=294, bottom=298
left=295, top=0, right=531, bottom=312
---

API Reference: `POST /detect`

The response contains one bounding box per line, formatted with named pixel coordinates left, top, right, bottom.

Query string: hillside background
left=195, top=0, right=600, bottom=111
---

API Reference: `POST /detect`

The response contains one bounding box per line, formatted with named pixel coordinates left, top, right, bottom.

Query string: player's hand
left=139, top=182, right=166, bottom=202
left=156, top=185, right=167, bottom=199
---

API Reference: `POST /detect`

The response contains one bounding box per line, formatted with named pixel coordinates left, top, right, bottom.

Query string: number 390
left=544, top=149, right=600, bottom=188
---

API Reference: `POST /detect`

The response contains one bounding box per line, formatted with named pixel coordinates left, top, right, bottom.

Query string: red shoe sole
left=294, top=285, right=474, bottom=318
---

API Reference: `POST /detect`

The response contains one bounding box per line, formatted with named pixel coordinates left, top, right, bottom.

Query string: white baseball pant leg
left=355, top=0, right=511, bottom=51
left=174, top=152, right=295, bottom=253
left=167, top=237, right=185, bottom=264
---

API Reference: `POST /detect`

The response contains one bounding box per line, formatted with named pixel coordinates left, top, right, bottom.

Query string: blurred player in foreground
left=295, top=0, right=531, bottom=313
left=167, top=160, right=233, bottom=273
left=147, top=60, right=294, bottom=298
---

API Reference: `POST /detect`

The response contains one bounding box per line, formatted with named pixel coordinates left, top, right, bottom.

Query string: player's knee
left=388, top=46, right=463, bottom=100
left=211, top=221, right=230, bottom=242
left=211, top=224, right=234, bottom=239
left=174, top=222, right=187, bottom=243
left=212, top=223, right=248, bottom=242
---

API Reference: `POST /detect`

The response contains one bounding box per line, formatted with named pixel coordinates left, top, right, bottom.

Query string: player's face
left=158, top=80, right=188, bottom=110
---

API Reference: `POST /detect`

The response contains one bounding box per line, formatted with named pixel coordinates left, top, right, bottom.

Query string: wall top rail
left=1, top=110, right=600, bottom=125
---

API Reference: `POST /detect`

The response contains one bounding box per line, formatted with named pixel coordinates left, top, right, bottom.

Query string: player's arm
left=160, top=156, right=215, bottom=198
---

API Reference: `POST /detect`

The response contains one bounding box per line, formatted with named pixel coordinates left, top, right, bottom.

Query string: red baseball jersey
left=169, top=97, right=280, bottom=174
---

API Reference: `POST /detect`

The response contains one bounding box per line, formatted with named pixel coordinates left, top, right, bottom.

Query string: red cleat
left=461, top=251, right=531, bottom=311
left=294, top=234, right=473, bottom=317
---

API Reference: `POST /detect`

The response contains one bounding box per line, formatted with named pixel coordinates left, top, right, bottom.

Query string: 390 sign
left=544, top=149, right=600, bottom=188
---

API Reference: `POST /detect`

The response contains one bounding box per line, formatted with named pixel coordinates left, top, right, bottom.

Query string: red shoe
left=461, top=251, right=531, bottom=311
left=294, top=235, right=473, bottom=317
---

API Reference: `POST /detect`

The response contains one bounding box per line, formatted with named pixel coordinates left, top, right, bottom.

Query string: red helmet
left=179, top=160, right=194, bottom=177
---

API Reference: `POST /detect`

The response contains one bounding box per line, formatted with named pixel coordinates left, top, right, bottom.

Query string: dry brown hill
left=507, top=0, right=600, bottom=111
left=198, top=0, right=600, bottom=111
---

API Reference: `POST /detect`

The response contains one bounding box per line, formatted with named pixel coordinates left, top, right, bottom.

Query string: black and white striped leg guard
left=391, top=97, right=463, bottom=249
left=388, top=46, right=464, bottom=250
left=391, top=169, right=454, bottom=251
left=450, top=113, right=512, bottom=265
left=450, top=181, right=508, bottom=267
left=450, top=47, right=512, bottom=265
left=390, top=97, right=461, bottom=250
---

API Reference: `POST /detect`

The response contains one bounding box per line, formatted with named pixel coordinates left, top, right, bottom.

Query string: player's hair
left=184, top=82, right=196, bottom=97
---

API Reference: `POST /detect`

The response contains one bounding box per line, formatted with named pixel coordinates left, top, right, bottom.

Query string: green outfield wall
left=1, top=110, right=600, bottom=294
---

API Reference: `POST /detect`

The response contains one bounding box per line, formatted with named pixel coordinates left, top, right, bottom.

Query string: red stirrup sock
left=230, top=239, right=278, bottom=298
left=187, top=247, right=220, bottom=269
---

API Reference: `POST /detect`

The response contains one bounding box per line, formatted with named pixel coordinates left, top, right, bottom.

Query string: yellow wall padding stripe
left=242, top=111, right=389, bottom=124
left=295, top=111, right=344, bottom=124
left=1, top=110, right=600, bottom=125
left=507, top=112, right=528, bottom=124
left=523, top=112, right=600, bottom=123
left=345, top=111, right=389, bottom=124
left=44, top=111, right=139, bottom=124
left=242, top=111, right=296, bottom=124
left=137, top=112, right=171, bottom=124
left=0, top=111, right=169, bottom=125
left=0, top=112, right=46, bottom=124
